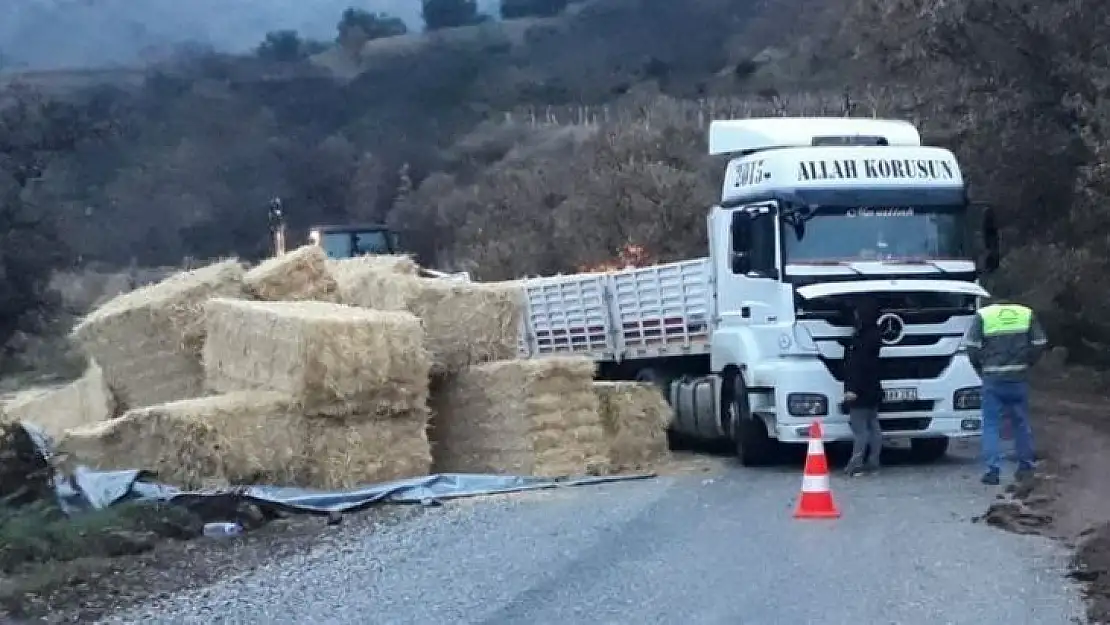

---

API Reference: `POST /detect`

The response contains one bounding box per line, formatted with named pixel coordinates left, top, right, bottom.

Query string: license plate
left=883, top=387, right=918, bottom=402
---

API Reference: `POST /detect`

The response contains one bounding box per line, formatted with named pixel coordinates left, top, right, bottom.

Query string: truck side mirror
left=730, top=211, right=752, bottom=274
left=977, top=203, right=1000, bottom=272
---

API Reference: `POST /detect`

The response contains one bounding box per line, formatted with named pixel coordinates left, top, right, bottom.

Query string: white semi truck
left=515, top=117, right=1001, bottom=466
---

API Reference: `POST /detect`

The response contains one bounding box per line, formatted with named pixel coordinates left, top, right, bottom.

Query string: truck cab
left=701, top=117, right=996, bottom=463
left=307, top=223, right=399, bottom=259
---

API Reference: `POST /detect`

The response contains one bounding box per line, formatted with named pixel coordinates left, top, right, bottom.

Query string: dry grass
left=243, top=245, right=339, bottom=302
left=202, top=298, right=430, bottom=418
left=56, top=391, right=308, bottom=488
left=330, top=256, right=523, bottom=375
left=306, top=413, right=433, bottom=489
left=0, top=361, right=118, bottom=438
left=69, top=259, right=246, bottom=411
left=593, top=381, right=671, bottom=473
left=429, top=357, right=608, bottom=477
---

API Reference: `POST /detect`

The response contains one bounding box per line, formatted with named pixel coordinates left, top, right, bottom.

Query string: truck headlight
left=953, top=386, right=981, bottom=410
left=787, top=393, right=828, bottom=417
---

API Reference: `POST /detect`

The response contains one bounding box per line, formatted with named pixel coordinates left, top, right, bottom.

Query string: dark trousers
left=847, top=406, right=882, bottom=470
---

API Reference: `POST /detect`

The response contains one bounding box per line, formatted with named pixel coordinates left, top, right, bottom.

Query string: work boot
left=1014, top=466, right=1035, bottom=483
left=981, top=470, right=1000, bottom=485
left=844, top=465, right=865, bottom=478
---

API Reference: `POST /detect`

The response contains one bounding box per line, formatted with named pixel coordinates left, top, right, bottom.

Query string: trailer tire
left=727, top=374, right=776, bottom=467
left=910, top=437, right=950, bottom=463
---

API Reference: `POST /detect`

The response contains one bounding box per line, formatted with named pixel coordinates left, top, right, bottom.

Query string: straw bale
left=328, top=255, right=418, bottom=300
left=305, top=410, right=432, bottom=489
left=332, top=259, right=523, bottom=374
left=56, top=391, right=308, bottom=488
left=429, top=357, right=608, bottom=477
left=244, top=245, right=339, bottom=302
left=0, top=360, right=119, bottom=438
left=203, top=298, right=430, bottom=417
left=70, top=259, right=246, bottom=410
left=593, top=382, right=671, bottom=473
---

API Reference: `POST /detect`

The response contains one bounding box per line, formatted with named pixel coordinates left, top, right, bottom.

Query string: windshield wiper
left=881, top=258, right=951, bottom=276
left=790, top=260, right=865, bottom=277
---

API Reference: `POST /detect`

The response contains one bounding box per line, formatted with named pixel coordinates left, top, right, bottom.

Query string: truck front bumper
left=757, top=355, right=983, bottom=444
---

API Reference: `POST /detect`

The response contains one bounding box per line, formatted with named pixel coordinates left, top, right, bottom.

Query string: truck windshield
left=319, top=230, right=392, bottom=259
left=781, top=185, right=969, bottom=263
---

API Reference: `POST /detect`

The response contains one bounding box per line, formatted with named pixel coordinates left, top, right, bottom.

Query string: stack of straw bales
left=57, top=391, right=305, bottom=489
left=330, top=255, right=523, bottom=375
left=202, top=297, right=434, bottom=488
left=593, top=382, right=671, bottom=472
left=0, top=361, right=117, bottom=438
left=70, top=259, right=246, bottom=411
left=429, top=357, right=609, bottom=477
left=243, top=244, right=339, bottom=302
left=42, top=246, right=674, bottom=490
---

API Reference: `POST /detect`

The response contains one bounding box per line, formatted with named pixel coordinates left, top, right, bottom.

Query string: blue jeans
left=981, top=378, right=1035, bottom=473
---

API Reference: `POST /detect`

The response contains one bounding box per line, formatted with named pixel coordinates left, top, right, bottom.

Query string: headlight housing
left=953, top=386, right=981, bottom=410
left=787, top=393, right=828, bottom=417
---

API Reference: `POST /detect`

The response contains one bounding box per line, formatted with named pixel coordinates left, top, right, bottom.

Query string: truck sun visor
left=796, top=279, right=989, bottom=300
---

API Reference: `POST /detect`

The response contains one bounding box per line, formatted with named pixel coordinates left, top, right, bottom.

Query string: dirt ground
left=976, top=381, right=1110, bottom=624
left=0, top=506, right=422, bottom=623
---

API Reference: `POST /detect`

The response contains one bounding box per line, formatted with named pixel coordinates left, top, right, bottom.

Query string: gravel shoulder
left=981, top=382, right=1110, bottom=624
left=0, top=507, right=423, bottom=623
left=99, top=448, right=1081, bottom=625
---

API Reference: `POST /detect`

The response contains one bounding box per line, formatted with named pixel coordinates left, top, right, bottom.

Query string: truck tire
left=728, top=374, right=777, bottom=467
left=910, top=437, right=950, bottom=463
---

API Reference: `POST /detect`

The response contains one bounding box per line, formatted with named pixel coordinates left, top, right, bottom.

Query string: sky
left=0, top=0, right=502, bottom=70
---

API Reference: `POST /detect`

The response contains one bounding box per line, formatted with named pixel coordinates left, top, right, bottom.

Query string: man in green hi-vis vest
left=962, top=302, right=1048, bottom=485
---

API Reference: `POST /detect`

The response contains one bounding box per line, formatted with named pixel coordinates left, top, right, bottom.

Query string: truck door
left=715, top=202, right=784, bottom=328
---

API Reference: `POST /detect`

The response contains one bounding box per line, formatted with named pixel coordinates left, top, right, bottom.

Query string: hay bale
left=328, top=255, right=418, bottom=299
left=244, top=245, right=339, bottom=302
left=58, top=407, right=225, bottom=489
left=0, top=360, right=119, bottom=438
left=56, top=391, right=308, bottom=488
left=203, top=298, right=430, bottom=417
left=70, top=259, right=246, bottom=410
left=306, top=411, right=432, bottom=489
left=593, top=382, right=671, bottom=473
left=429, top=357, right=608, bottom=477
left=332, top=259, right=523, bottom=374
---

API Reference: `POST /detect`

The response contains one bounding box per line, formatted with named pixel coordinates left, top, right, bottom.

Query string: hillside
left=1, top=0, right=502, bottom=70
left=1, top=0, right=1109, bottom=375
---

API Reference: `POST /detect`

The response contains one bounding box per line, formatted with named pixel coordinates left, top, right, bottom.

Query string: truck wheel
left=910, top=437, right=950, bottom=463
left=728, top=375, right=776, bottom=467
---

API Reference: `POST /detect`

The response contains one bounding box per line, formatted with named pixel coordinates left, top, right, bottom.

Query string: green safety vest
left=978, top=304, right=1033, bottom=337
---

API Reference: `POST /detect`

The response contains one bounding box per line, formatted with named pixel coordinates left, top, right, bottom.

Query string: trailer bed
left=517, top=258, right=712, bottom=362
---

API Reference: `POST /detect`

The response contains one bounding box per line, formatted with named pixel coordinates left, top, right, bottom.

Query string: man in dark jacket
left=843, top=297, right=884, bottom=476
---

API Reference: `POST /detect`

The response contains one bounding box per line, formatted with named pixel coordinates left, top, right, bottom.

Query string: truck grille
left=879, top=417, right=932, bottom=432
left=820, top=355, right=953, bottom=381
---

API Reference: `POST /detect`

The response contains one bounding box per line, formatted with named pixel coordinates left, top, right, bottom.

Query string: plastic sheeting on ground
left=68, top=469, right=656, bottom=516
left=8, top=422, right=656, bottom=517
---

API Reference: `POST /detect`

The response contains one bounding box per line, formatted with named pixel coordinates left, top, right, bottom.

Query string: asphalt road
left=101, top=446, right=1083, bottom=625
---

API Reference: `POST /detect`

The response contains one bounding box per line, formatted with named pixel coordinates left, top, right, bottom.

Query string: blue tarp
left=62, top=468, right=656, bottom=515
left=13, top=422, right=654, bottom=517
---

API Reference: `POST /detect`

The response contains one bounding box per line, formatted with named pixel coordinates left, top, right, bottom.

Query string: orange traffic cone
left=794, top=420, right=841, bottom=519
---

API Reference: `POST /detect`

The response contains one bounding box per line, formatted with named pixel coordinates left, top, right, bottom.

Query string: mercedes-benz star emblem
left=876, top=312, right=906, bottom=346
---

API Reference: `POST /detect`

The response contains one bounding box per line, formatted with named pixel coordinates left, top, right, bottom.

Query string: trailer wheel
left=910, top=437, right=950, bottom=463
left=727, top=374, right=776, bottom=467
